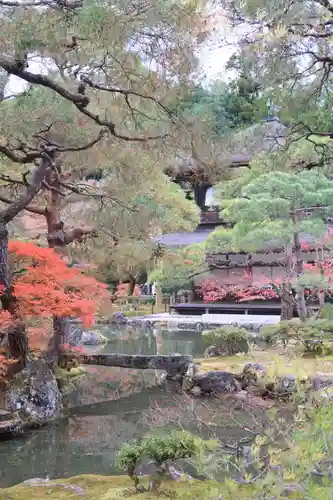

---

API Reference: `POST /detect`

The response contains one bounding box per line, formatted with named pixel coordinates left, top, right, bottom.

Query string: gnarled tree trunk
left=44, top=163, right=97, bottom=362
left=0, top=219, right=28, bottom=366
left=280, top=247, right=295, bottom=321
left=128, top=275, right=136, bottom=296
left=292, top=216, right=307, bottom=321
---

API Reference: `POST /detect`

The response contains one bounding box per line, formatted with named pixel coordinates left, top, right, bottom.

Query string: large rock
left=81, top=331, right=107, bottom=346
left=187, top=370, right=241, bottom=396
left=5, top=359, right=62, bottom=427
left=112, top=312, right=128, bottom=325
left=242, top=363, right=267, bottom=388
left=310, top=373, right=333, bottom=391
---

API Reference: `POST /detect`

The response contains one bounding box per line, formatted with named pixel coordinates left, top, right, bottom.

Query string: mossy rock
left=0, top=475, right=224, bottom=500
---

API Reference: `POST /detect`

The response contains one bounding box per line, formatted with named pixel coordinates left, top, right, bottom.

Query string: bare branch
left=76, top=103, right=168, bottom=141
left=0, top=144, right=40, bottom=164
left=59, top=180, right=137, bottom=211
left=0, top=0, right=82, bottom=7
left=81, top=75, right=173, bottom=117
left=0, top=149, right=53, bottom=222
left=0, top=58, right=89, bottom=106
left=0, top=193, right=45, bottom=215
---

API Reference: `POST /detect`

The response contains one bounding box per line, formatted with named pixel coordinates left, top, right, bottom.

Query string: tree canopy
left=220, top=0, right=333, bottom=136
left=207, top=170, right=333, bottom=253
left=0, top=0, right=214, bottom=360
left=174, top=75, right=268, bottom=137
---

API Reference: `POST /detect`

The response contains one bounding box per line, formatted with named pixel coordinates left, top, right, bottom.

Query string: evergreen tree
left=220, top=0, right=333, bottom=137
left=207, top=170, right=333, bottom=319
left=175, top=75, right=268, bottom=137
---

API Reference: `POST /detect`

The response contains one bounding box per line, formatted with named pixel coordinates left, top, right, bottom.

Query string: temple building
left=156, top=119, right=326, bottom=294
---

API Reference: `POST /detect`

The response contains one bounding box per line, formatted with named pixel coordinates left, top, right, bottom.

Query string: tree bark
left=128, top=276, right=136, bottom=296
left=0, top=153, right=52, bottom=365
left=292, top=213, right=307, bottom=321
left=0, top=219, right=28, bottom=365
left=280, top=282, right=294, bottom=321
left=44, top=164, right=96, bottom=361
left=280, top=247, right=295, bottom=321
left=155, top=282, right=162, bottom=309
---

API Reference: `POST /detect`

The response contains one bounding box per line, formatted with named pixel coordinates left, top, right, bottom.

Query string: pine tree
left=207, top=170, right=333, bottom=320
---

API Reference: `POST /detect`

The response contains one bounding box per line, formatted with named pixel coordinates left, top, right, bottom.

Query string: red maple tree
left=7, top=240, right=109, bottom=325
left=0, top=241, right=109, bottom=374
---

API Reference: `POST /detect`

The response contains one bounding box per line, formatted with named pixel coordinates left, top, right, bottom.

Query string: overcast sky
left=5, top=14, right=240, bottom=96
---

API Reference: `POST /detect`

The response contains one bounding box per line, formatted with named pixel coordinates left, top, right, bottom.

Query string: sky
left=4, top=14, right=241, bottom=96
left=6, top=47, right=236, bottom=97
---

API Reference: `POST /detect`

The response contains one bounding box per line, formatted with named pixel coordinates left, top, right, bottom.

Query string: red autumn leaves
left=0, top=240, right=109, bottom=329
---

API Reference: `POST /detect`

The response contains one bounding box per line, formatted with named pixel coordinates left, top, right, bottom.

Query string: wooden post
left=155, top=282, right=162, bottom=310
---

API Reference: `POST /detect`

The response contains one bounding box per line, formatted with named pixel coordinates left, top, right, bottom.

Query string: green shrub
left=144, top=431, right=201, bottom=464
left=202, top=326, right=249, bottom=355
left=260, top=319, right=303, bottom=345
left=202, top=326, right=249, bottom=345
left=116, top=431, right=214, bottom=491
left=116, top=441, right=144, bottom=474
left=260, top=319, right=333, bottom=356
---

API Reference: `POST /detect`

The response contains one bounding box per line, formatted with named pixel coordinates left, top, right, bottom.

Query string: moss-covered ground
left=0, top=475, right=227, bottom=500
left=195, top=348, right=333, bottom=380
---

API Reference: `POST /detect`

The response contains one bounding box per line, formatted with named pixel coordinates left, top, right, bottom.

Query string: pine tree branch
left=59, top=180, right=137, bottom=211
left=0, top=150, right=52, bottom=222
left=0, top=144, right=40, bottom=164
left=0, top=193, right=45, bottom=215
left=80, top=76, right=173, bottom=117
left=0, top=58, right=89, bottom=106
left=0, top=0, right=82, bottom=7
left=47, top=226, right=98, bottom=246
left=75, top=103, right=168, bottom=141
left=0, top=58, right=169, bottom=142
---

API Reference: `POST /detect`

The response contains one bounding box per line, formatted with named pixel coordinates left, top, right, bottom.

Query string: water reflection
left=84, top=326, right=207, bottom=358
left=0, top=386, right=258, bottom=488
left=0, top=327, right=255, bottom=488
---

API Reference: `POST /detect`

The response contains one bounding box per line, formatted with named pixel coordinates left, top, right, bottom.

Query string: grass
left=0, top=475, right=225, bottom=500
left=195, top=348, right=333, bottom=380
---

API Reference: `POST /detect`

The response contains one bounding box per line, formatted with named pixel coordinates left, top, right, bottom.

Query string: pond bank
left=121, top=313, right=281, bottom=332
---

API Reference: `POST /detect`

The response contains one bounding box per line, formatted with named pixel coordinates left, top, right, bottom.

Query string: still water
left=0, top=326, right=259, bottom=488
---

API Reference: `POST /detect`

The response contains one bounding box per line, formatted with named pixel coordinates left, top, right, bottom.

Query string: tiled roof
left=154, top=229, right=215, bottom=247
left=154, top=228, right=322, bottom=250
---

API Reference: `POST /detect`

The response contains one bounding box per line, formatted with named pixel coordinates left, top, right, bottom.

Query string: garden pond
left=1, top=323, right=325, bottom=489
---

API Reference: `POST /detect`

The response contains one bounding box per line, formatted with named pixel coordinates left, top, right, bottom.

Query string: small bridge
left=67, top=353, right=193, bottom=378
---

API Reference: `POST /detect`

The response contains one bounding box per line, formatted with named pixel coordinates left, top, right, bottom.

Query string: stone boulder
left=241, top=362, right=267, bottom=388
left=273, top=374, right=309, bottom=397
left=81, top=331, right=107, bottom=346
left=112, top=312, right=128, bottom=325
left=5, top=359, right=62, bottom=427
left=186, top=370, right=241, bottom=396
left=310, top=373, right=333, bottom=391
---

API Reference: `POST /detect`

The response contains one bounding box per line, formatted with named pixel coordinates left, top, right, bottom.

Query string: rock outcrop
left=81, top=331, right=107, bottom=346
left=3, top=358, right=62, bottom=431
left=184, top=364, right=241, bottom=395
